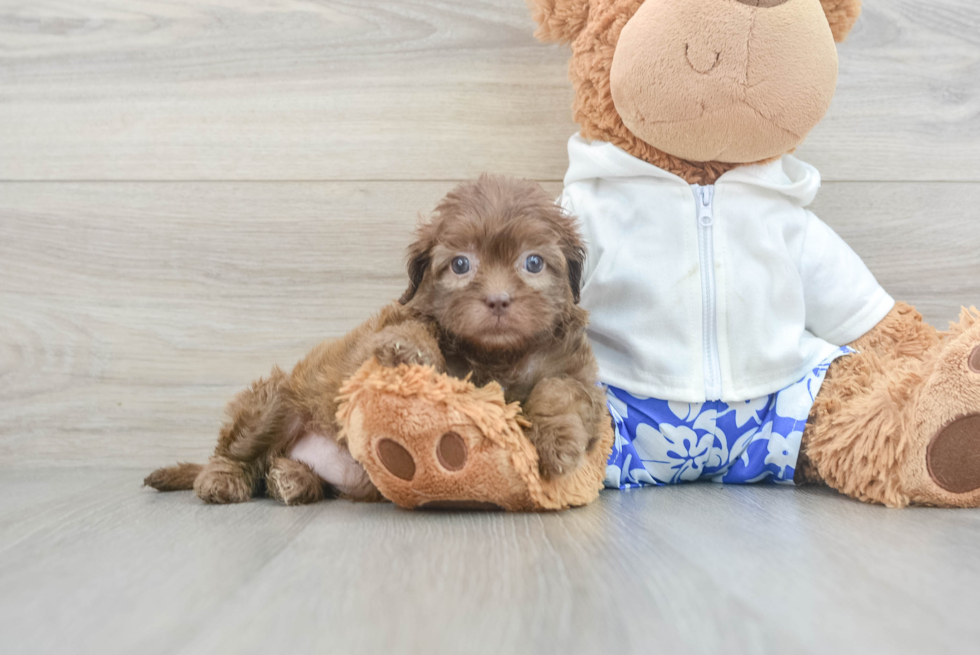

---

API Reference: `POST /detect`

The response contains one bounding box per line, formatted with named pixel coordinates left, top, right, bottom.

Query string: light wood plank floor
left=2, top=1, right=980, bottom=653
left=3, top=469, right=980, bottom=655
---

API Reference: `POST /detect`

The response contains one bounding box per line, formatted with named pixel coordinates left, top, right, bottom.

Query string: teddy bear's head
left=530, top=0, right=862, bottom=183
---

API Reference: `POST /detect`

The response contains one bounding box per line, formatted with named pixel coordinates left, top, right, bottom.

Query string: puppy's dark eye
left=451, top=256, right=470, bottom=275
left=524, top=254, right=545, bottom=274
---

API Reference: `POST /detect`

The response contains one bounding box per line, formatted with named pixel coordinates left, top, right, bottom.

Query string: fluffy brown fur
left=145, top=174, right=606, bottom=503
left=821, top=0, right=863, bottom=43
left=795, top=303, right=941, bottom=504
left=797, top=303, right=980, bottom=508
left=530, top=0, right=862, bottom=184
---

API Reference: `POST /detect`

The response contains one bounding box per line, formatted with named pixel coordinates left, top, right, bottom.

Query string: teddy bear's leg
left=901, top=306, right=980, bottom=505
left=265, top=457, right=325, bottom=505
left=799, top=302, right=980, bottom=507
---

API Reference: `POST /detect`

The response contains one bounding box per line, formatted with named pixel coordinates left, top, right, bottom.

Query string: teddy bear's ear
left=821, top=0, right=862, bottom=43
left=527, top=0, right=591, bottom=45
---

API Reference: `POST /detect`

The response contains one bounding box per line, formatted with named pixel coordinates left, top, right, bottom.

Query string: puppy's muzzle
left=485, top=293, right=512, bottom=317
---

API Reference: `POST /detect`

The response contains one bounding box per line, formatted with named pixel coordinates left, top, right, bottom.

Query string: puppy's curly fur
left=145, top=174, right=607, bottom=504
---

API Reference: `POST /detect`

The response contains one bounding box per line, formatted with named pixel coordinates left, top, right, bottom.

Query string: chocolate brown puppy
left=145, top=175, right=607, bottom=504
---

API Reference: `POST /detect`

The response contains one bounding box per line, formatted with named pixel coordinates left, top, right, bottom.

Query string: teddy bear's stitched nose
left=735, top=0, right=790, bottom=7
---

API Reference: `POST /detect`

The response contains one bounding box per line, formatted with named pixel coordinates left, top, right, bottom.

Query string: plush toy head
left=530, top=0, right=862, bottom=182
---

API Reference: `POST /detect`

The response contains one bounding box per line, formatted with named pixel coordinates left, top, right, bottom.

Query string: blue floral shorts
left=603, top=347, right=854, bottom=489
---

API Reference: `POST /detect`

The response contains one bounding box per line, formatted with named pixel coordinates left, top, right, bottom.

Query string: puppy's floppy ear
left=558, top=214, right=586, bottom=305
left=399, top=218, right=436, bottom=305
left=821, top=0, right=862, bottom=43
left=527, top=0, right=590, bottom=45
left=563, top=240, right=585, bottom=304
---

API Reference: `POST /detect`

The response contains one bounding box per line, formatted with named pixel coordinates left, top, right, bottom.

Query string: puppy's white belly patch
left=288, top=433, right=371, bottom=496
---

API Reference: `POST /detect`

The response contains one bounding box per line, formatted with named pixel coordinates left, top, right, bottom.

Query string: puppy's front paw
left=373, top=337, right=438, bottom=369
left=529, top=413, right=589, bottom=480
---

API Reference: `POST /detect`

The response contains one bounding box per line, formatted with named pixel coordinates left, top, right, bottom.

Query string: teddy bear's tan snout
left=682, top=0, right=792, bottom=76
left=609, top=0, right=838, bottom=163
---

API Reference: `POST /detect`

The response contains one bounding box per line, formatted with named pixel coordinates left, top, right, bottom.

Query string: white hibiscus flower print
left=726, top=425, right=761, bottom=471
left=691, top=410, right=730, bottom=470
left=721, top=396, right=770, bottom=428
left=668, top=400, right=703, bottom=422
left=607, top=392, right=630, bottom=422
left=775, top=378, right=811, bottom=418
left=765, top=429, right=804, bottom=477
left=604, top=464, right=622, bottom=488
left=633, top=423, right=713, bottom=484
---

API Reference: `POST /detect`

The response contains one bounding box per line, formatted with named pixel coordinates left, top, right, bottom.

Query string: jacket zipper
left=693, top=185, right=722, bottom=401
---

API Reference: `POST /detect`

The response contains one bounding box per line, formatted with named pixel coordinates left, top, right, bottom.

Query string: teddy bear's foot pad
left=928, top=414, right=980, bottom=493
left=375, top=431, right=469, bottom=482
left=913, top=311, right=980, bottom=504
left=435, top=431, right=467, bottom=470
left=969, top=345, right=980, bottom=373
left=376, top=438, right=417, bottom=480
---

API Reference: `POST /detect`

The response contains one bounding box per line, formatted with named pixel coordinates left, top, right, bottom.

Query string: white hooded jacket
left=561, top=134, right=895, bottom=403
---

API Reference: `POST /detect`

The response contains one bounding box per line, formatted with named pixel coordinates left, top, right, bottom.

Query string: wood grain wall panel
left=1, top=1, right=978, bottom=181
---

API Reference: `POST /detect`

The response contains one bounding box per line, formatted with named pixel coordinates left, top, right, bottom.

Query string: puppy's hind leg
left=194, top=457, right=263, bottom=504
left=266, top=457, right=325, bottom=505
left=195, top=367, right=293, bottom=504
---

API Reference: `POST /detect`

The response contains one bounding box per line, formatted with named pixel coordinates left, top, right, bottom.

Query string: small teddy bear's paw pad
left=969, top=346, right=980, bottom=374
left=377, top=438, right=416, bottom=481
left=927, top=413, right=980, bottom=493
left=436, top=431, right=467, bottom=471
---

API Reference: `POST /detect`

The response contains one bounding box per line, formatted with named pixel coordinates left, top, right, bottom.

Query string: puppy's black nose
left=485, top=293, right=511, bottom=316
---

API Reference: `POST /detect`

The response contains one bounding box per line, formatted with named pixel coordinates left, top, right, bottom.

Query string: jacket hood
left=564, top=134, right=822, bottom=207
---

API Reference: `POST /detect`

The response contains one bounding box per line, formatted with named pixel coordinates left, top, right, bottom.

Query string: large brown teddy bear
left=528, top=0, right=980, bottom=507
